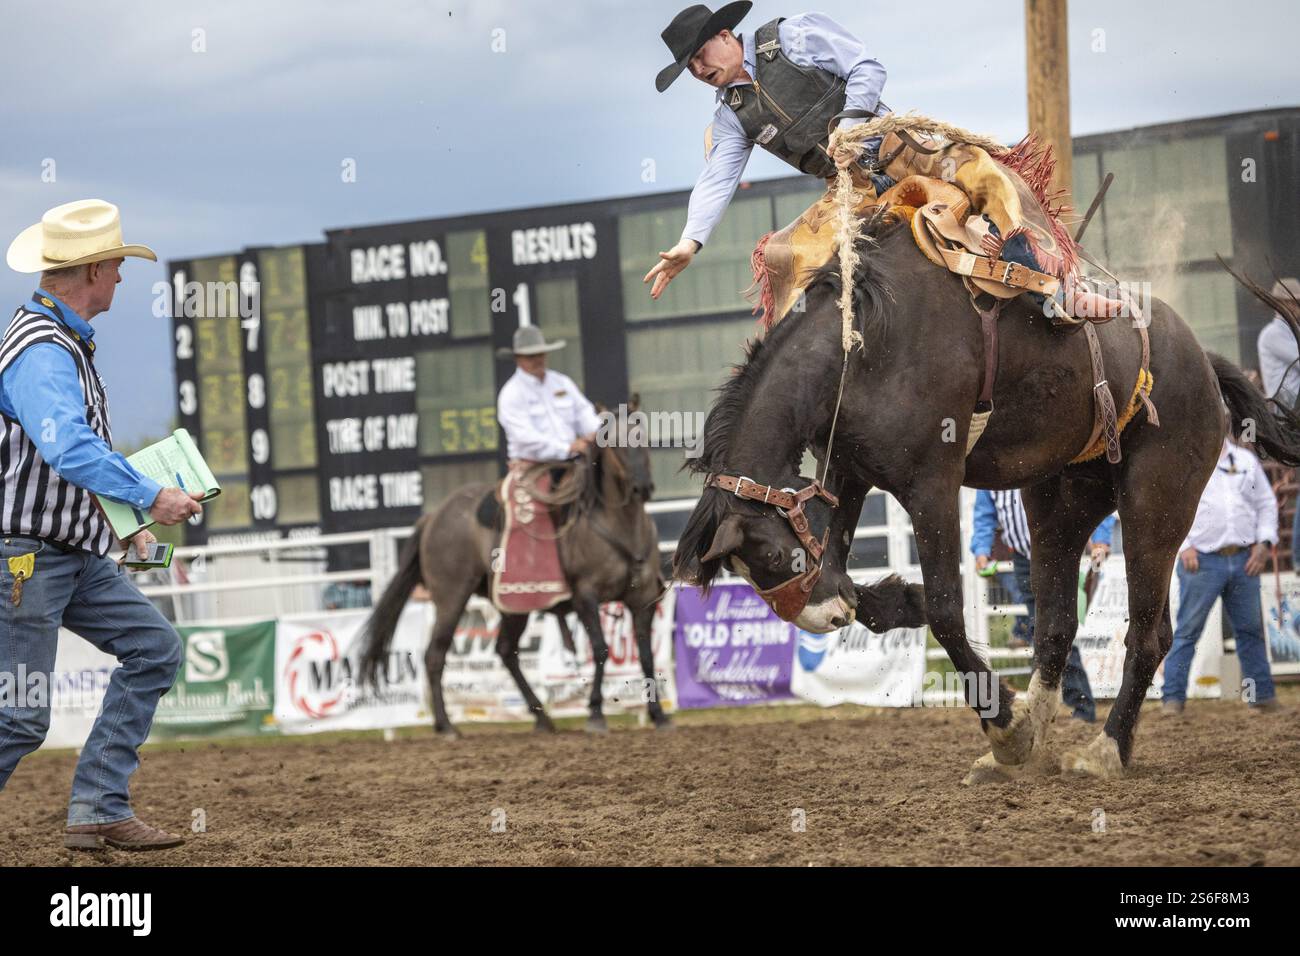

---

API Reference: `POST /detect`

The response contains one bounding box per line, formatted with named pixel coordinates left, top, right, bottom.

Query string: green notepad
left=96, top=428, right=222, bottom=540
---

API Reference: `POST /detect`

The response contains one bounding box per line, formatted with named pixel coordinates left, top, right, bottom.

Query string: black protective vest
left=727, top=17, right=861, bottom=179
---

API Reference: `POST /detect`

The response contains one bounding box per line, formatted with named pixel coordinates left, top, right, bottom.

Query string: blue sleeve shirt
left=1091, top=513, right=1117, bottom=548
left=681, top=12, right=887, bottom=247
left=970, top=490, right=998, bottom=556
left=0, top=319, right=161, bottom=512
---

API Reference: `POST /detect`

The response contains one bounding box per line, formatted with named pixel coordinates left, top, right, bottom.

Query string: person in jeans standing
left=1162, top=432, right=1283, bottom=715
left=0, top=200, right=204, bottom=849
left=972, top=489, right=1115, bottom=722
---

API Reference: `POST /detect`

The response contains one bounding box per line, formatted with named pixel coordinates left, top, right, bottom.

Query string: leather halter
left=707, top=473, right=840, bottom=621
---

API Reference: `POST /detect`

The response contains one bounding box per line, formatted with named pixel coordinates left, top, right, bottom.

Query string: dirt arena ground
left=3, top=687, right=1298, bottom=867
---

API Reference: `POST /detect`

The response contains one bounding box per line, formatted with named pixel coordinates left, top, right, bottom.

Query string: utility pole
left=1024, top=0, right=1072, bottom=200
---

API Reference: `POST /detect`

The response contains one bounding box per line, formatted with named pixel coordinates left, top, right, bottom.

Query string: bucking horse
left=359, top=402, right=670, bottom=735
left=672, top=205, right=1300, bottom=781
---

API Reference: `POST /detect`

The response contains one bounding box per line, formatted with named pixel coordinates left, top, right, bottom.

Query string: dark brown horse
left=359, top=409, right=669, bottom=736
left=673, top=208, right=1300, bottom=780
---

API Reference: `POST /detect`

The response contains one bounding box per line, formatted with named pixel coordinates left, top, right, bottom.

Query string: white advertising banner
left=535, top=589, right=677, bottom=719
left=1075, top=557, right=1222, bottom=699
left=41, top=630, right=120, bottom=751
left=442, top=594, right=677, bottom=723
left=790, top=623, right=928, bottom=708
left=1260, top=571, right=1300, bottom=676
left=274, top=606, right=431, bottom=733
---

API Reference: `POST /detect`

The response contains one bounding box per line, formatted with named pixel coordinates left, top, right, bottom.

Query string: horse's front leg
left=820, top=474, right=927, bottom=632
left=902, top=481, right=1029, bottom=782
left=573, top=595, right=610, bottom=734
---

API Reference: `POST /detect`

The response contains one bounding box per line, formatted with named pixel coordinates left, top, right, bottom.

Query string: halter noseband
left=707, top=473, right=840, bottom=621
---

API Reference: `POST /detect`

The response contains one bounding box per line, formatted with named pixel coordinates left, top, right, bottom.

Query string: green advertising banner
left=152, top=621, right=277, bottom=739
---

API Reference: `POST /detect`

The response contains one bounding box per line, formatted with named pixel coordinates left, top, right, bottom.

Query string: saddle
left=489, top=462, right=573, bottom=614
left=746, top=133, right=1159, bottom=464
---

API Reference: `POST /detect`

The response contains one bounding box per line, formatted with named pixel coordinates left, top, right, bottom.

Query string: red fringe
left=991, top=134, right=1080, bottom=280
left=745, top=231, right=778, bottom=330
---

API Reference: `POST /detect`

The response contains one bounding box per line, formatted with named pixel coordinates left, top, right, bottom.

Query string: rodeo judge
left=496, top=325, right=600, bottom=469
left=0, top=199, right=204, bottom=850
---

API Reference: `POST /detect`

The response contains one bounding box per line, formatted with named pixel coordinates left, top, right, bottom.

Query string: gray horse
left=360, top=409, right=668, bottom=736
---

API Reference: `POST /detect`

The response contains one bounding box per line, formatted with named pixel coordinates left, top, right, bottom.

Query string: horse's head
left=621, top=393, right=656, bottom=501
left=592, top=394, right=656, bottom=502
left=672, top=473, right=857, bottom=632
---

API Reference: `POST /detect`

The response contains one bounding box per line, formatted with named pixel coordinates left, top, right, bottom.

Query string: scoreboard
left=168, top=173, right=837, bottom=546
left=168, top=199, right=631, bottom=544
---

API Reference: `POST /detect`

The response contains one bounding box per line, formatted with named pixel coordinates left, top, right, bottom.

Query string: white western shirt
left=1180, top=440, right=1278, bottom=553
left=496, top=367, right=601, bottom=462
left=1256, top=313, right=1300, bottom=407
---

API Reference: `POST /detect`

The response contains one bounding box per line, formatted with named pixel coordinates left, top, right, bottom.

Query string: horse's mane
left=684, top=206, right=906, bottom=480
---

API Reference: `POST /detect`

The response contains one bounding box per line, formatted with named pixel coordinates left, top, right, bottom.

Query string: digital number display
left=430, top=406, right=498, bottom=455
left=259, top=247, right=318, bottom=471
left=188, top=256, right=249, bottom=479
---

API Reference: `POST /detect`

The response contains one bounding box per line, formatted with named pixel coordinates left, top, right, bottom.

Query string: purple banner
left=674, top=582, right=796, bottom=708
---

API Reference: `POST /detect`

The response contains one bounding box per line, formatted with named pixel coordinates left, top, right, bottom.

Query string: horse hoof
left=533, top=720, right=557, bottom=735
left=961, top=751, right=1025, bottom=786
left=985, top=697, right=1035, bottom=766
left=1025, top=672, right=1063, bottom=751
left=1060, top=731, right=1124, bottom=779
left=585, top=716, right=609, bottom=735
left=434, top=725, right=461, bottom=740
left=652, top=715, right=674, bottom=731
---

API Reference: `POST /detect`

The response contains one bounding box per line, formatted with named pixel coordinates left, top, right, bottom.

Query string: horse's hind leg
left=573, top=596, right=610, bottom=733
left=496, top=613, right=555, bottom=733
left=1020, top=471, right=1116, bottom=755
left=1063, top=441, right=1213, bottom=777
left=428, top=586, right=477, bottom=738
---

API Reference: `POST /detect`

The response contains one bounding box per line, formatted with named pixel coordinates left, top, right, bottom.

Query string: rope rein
left=815, top=111, right=1005, bottom=485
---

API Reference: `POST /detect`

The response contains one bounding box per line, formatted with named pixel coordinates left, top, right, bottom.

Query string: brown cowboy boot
left=65, top=816, right=185, bottom=851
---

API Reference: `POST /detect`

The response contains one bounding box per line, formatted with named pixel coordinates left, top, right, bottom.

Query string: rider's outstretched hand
left=643, top=239, right=698, bottom=300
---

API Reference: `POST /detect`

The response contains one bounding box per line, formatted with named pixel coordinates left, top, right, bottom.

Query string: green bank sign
left=152, top=621, right=277, bottom=738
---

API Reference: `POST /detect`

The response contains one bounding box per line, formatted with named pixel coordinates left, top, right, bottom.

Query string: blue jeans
left=0, top=535, right=181, bottom=825
left=1164, top=550, right=1275, bottom=704
left=1011, top=553, right=1097, bottom=721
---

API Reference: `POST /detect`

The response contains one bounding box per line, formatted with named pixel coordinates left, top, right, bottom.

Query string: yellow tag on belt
left=8, top=553, right=34, bottom=579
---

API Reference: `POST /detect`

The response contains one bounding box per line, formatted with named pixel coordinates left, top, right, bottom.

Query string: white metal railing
left=132, top=489, right=1025, bottom=672
left=133, top=528, right=414, bottom=624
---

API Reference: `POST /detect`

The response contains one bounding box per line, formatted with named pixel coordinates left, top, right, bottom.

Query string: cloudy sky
left=1, top=0, right=1296, bottom=443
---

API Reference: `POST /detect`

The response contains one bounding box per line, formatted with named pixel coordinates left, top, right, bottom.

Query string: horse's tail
left=1210, top=352, right=1300, bottom=466
left=358, top=516, right=427, bottom=690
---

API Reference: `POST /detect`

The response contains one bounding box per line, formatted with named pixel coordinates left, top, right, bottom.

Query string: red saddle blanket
left=490, top=466, right=571, bottom=614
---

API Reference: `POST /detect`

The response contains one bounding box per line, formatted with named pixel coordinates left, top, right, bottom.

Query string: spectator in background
left=1254, top=277, right=1300, bottom=568
left=1162, top=430, right=1283, bottom=715
left=1256, top=277, right=1300, bottom=410
left=971, top=489, right=1116, bottom=722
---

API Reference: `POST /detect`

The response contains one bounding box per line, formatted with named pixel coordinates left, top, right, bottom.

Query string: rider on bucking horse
left=643, top=4, right=1068, bottom=315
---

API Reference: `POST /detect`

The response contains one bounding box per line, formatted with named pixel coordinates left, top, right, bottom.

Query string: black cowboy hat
left=654, top=2, right=752, bottom=92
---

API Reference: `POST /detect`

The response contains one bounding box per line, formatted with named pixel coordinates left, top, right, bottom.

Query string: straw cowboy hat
left=6, top=199, right=157, bottom=274
left=655, top=2, right=752, bottom=92
left=496, top=325, right=566, bottom=358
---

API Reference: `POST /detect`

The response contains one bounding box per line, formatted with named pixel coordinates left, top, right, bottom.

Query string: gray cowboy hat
left=655, top=2, right=752, bottom=93
left=496, top=324, right=567, bottom=358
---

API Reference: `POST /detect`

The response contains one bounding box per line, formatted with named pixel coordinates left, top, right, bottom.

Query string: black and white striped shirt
left=0, top=306, right=115, bottom=555
left=990, top=489, right=1033, bottom=558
